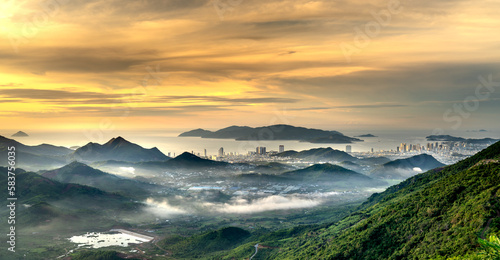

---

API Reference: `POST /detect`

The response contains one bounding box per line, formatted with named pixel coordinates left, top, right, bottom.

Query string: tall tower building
left=218, top=147, right=224, bottom=157
left=256, top=147, right=267, bottom=155
left=346, top=145, right=352, bottom=153
left=279, top=145, right=285, bottom=153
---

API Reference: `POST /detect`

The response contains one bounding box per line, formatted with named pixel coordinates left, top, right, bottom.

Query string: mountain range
left=0, top=135, right=170, bottom=171
left=179, top=124, right=362, bottom=144
left=72, top=136, right=169, bottom=162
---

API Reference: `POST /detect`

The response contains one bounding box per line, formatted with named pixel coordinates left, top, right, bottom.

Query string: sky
left=1, top=0, right=500, bottom=134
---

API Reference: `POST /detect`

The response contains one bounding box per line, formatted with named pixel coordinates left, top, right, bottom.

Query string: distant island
left=11, top=131, right=29, bottom=137
left=355, top=134, right=377, bottom=138
left=179, top=124, right=363, bottom=144
left=426, top=135, right=498, bottom=144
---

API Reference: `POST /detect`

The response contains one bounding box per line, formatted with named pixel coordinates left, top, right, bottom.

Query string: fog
left=142, top=191, right=358, bottom=217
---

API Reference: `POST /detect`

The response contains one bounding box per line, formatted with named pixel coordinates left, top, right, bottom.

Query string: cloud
left=143, top=198, right=188, bottom=217
left=0, top=88, right=128, bottom=100
left=205, top=195, right=321, bottom=214
left=156, top=95, right=299, bottom=104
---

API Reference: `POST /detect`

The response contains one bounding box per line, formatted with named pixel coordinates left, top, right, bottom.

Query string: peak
left=12, top=131, right=29, bottom=137
left=175, top=152, right=202, bottom=160
left=105, top=136, right=132, bottom=146
left=66, top=161, right=89, bottom=167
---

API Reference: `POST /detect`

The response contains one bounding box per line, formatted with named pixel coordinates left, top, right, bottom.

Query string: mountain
left=275, top=147, right=357, bottom=162
left=11, top=131, right=29, bottom=137
left=156, top=152, right=228, bottom=169
left=72, top=136, right=169, bottom=162
left=0, top=135, right=73, bottom=170
left=179, top=124, right=361, bottom=144
left=235, top=163, right=384, bottom=187
left=41, top=161, right=157, bottom=197
left=0, top=170, right=141, bottom=228
left=178, top=128, right=214, bottom=137
left=426, top=134, right=499, bottom=144
left=371, top=154, right=446, bottom=179
left=0, top=135, right=73, bottom=156
left=280, top=163, right=383, bottom=186
left=226, top=141, right=500, bottom=259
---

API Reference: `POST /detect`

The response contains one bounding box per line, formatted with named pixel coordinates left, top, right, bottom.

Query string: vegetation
left=70, top=250, right=140, bottom=260
left=158, top=227, right=251, bottom=258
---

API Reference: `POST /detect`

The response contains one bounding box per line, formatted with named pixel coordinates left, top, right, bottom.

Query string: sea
left=3, top=128, right=499, bottom=157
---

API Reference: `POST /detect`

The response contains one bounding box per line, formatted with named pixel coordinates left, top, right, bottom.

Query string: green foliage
left=158, top=227, right=251, bottom=258
left=70, top=250, right=139, bottom=260
left=478, top=235, right=500, bottom=259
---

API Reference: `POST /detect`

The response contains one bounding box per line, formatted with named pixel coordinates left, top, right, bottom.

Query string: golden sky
left=1, top=0, right=500, bottom=132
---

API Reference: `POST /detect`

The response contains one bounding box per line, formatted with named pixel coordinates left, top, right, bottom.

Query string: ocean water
left=3, top=128, right=499, bottom=157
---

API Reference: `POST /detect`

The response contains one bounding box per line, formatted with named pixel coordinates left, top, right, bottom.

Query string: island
left=179, top=124, right=363, bottom=144
left=426, top=135, right=498, bottom=144
left=11, top=131, right=29, bottom=137
left=355, top=134, right=377, bottom=138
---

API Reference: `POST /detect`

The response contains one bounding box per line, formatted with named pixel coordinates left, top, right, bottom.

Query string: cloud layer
left=1, top=0, right=500, bottom=131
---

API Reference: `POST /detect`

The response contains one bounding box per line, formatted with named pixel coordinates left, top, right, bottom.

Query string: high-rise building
left=400, top=143, right=407, bottom=153
left=346, top=145, right=352, bottom=153
left=256, top=147, right=267, bottom=155
left=279, top=145, right=285, bottom=153
left=218, top=147, right=224, bottom=157
left=204, top=149, right=207, bottom=158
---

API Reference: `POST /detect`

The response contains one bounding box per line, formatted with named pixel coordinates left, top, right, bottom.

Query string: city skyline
left=1, top=0, right=499, bottom=132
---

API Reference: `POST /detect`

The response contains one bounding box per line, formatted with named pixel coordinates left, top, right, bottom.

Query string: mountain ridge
left=179, top=124, right=362, bottom=144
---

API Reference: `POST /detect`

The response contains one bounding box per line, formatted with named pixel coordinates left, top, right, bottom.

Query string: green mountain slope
left=158, top=227, right=251, bottom=258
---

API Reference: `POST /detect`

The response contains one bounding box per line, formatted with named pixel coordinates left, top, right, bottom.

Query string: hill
left=72, top=136, right=169, bottom=162
left=41, top=161, right=157, bottom=197
left=164, top=152, right=228, bottom=168
left=280, top=163, right=384, bottom=187
left=158, top=227, right=251, bottom=258
left=225, top=141, right=500, bottom=259
left=179, top=124, right=361, bottom=144
left=275, top=147, right=357, bottom=162
left=0, top=171, right=141, bottom=226
left=11, top=131, right=29, bottom=137
left=371, top=154, right=445, bottom=179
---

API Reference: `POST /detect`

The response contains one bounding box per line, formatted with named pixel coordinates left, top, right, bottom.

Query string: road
left=250, top=243, right=259, bottom=260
